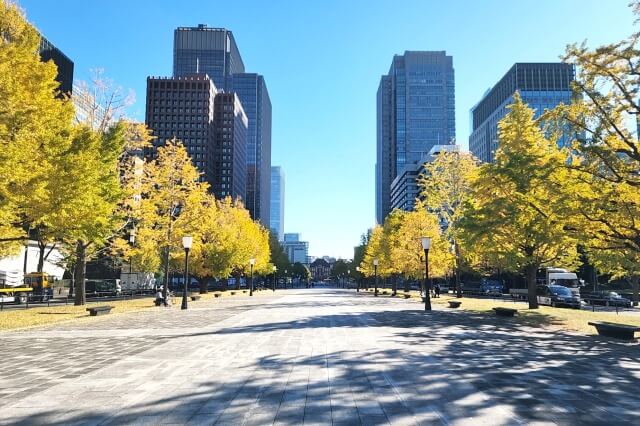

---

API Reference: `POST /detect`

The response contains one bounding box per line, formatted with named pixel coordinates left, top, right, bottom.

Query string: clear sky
left=20, top=0, right=634, bottom=259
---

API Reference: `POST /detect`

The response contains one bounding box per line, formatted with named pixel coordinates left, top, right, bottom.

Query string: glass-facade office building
left=376, top=51, right=455, bottom=224
left=270, top=166, right=285, bottom=240
left=231, top=73, right=272, bottom=226
left=39, top=34, right=74, bottom=96
left=469, top=63, right=575, bottom=163
left=173, top=25, right=244, bottom=90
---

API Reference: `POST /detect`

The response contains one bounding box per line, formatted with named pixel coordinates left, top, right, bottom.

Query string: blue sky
left=21, top=0, right=634, bottom=259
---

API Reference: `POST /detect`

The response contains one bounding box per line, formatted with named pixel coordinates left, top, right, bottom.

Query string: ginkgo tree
left=419, top=150, right=478, bottom=297
left=548, top=6, right=640, bottom=305
left=460, top=93, right=579, bottom=309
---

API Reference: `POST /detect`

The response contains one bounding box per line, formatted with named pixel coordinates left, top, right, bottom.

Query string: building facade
left=389, top=144, right=460, bottom=212
left=39, top=34, right=74, bottom=96
left=310, top=258, right=331, bottom=281
left=376, top=51, right=455, bottom=224
left=212, top=92, right=248, bottom=200
left=282, top=233, right=309, bottom=265
left=145, top=75, right=218, bottom=180
left=173, top=25, right=244, bottom=90
left=231, top=73, right=272, bottom=225
left=270, top=166, right=285, bottom=240
left=469, top=63, right=575, bottom=163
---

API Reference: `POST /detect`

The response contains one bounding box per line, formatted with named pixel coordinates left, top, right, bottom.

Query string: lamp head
left=249, top=258, right=255, bottom=266
left=182, top=235, right=193, bottom=249
left=273, top=265, right=277, bottom=271
left=373, top=259, right=379, bottom=266
left=421, top=237, right=431, bottom=250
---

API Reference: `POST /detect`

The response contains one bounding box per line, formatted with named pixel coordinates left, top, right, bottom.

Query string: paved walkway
left=0, top=288, right=638, bottom=425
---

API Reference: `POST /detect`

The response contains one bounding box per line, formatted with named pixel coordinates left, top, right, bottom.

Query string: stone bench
left=190, top=295, right=201, bottom=301
left=86, top=306, right=113, bottom=316
left=214, top=293, right=221, bottom=298
left=493, top=307, right=517, bottom=317
left=448, top=301, right=461, bottom=309
left=230, top=291, right=236, bottom=295
left=404, top=294, right=411, bottom=299
left=589, top=321, right=640, bottom=340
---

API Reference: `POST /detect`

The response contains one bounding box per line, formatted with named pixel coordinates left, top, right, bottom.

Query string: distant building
left=282, top=233, right=309, bottom=265
left=469, top=63, right=575, bottom=163
left=269, top=166, right=285, bottom=240
left=390, top=144, right=460, bottom=212
left=376, top=51, right=455, bottom=224
left=310, top=258, right=331, bottom=281
left=38, top=34, right=74, bottom=96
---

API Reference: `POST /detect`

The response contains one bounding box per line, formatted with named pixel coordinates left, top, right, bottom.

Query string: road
left=0, top=288, right=638, bottom=425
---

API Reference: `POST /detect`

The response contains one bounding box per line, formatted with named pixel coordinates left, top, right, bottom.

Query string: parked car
left=537, top=285, right=581, bottom=309
left=480, top=279, right=504, bottom=296
left=583, top=291, right=632, bottom=308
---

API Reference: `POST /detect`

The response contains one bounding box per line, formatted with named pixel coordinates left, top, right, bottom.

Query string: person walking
left=435, top=283, right=441, bottom=298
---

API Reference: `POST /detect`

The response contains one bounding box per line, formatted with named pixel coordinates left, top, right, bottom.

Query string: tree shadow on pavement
left=5, top=304, right=640, bottom=425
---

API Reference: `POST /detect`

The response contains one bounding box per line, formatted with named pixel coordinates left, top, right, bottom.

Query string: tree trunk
left=163, top=245, right=170, bottom=300
left=526, top=264, right=538, bottom=309
left=200, top=279, right=207, bottom=294
left=37, top=240, right=45, bottom=273
left=631, top=276, right=639, bottom=307
left=455, top=243, right=462, bottom=298
left=73, top=241, right=87, bottom=306
left=392, top=274, right=398, bottom=296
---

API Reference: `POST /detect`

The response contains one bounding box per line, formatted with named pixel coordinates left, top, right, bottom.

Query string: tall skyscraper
left=172, top=25, right=272, bottom=225
left=173, top=25, right=244, bottom=90
left=145, top=75, right=217, bottom=177
left=469, top=63, right=575, bottom=163
left=231, top=73, right=272, bottom=226
left=376, top=51, right=455, bottom=224
left=270, top=166, right=285, bottom=240
left=145, top=75, right=247, bottom=201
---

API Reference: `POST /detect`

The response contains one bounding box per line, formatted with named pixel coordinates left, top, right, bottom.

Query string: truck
left=540, top=268, right=583, bottom=296
left=0, top=272, right=54, bottom=304
left=119, top=271, right=156, bottom=293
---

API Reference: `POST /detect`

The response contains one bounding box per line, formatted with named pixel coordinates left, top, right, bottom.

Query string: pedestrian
left=154, top=289, right=164, bottom=306
left=435, top=283, right=441, bottom=298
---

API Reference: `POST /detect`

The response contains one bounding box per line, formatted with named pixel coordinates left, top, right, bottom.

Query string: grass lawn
left=0, top=297, right=158, bottom=332
left=363, top=288, right=640, bottom=335
left=0, top=287, right=272, bottom=332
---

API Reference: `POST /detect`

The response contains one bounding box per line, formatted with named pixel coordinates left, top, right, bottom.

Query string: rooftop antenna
left=196, top=57, right=199, bottom=74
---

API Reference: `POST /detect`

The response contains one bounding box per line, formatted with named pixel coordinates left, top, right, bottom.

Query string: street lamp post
left=272, top=266, right=277, bottom=292
left=128, top=229, right=136, bottom=275
left=284, top=269, right=288, bottom=289
left=249, top=258, right=255, bottom=296
left=356, top=267, right=360, bottom=292
left=181, top=236, right=192, bottom=310
left=421, top=237, right=432, bottom=311
left=347, top=269, right=350, bottom=289
left=373, top=259, right=379, bottom=296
